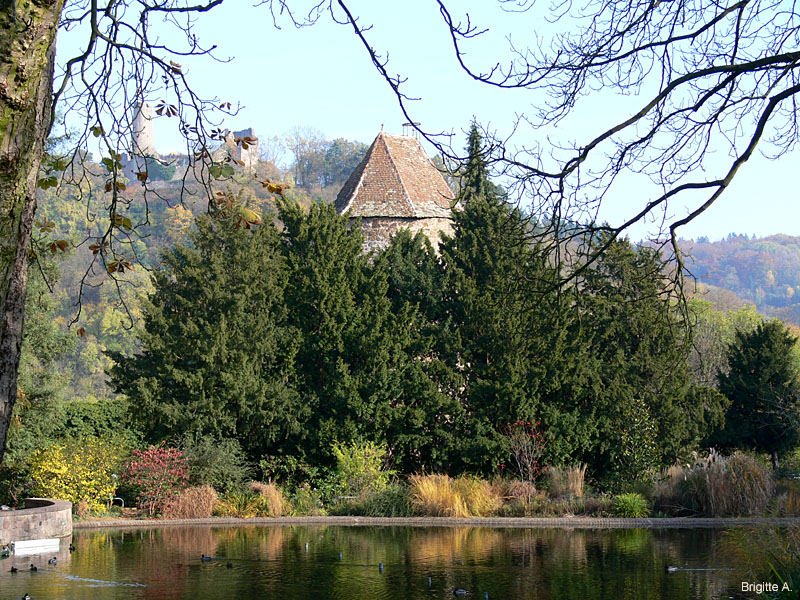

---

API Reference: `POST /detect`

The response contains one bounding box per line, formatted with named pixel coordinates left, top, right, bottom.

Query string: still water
left=0, top=525, right=756, bottom=600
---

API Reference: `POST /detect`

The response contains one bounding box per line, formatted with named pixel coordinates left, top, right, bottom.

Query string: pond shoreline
left=72, top=515, right=800, bottom=529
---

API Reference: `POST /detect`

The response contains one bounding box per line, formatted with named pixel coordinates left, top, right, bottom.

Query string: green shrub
left=331, top=483, right=411, bottom=517
left=778, top=446, right=800, bottom=478
left=259, top=454, right=321, bottom=492
left=290, top=485, right=326, bottom=516
left=570, top=495, right=613, bottom=516
left=29, top=437, right=122, bottom=511
left=181, top=434, right=252, bottom=492
left=213, top=491, right=265, bottom=518
left=0, top=464, right=34, bottom=507
left=331, top=440, right=394, bottom=497
left=611, top=493, right=651, bottom=517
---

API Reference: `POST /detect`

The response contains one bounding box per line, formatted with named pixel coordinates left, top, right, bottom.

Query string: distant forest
left=683, top=234, right=800, bottom=325
left=28, top=126, right=800, bottom=404
left=31, top=130, right=369, bottom=400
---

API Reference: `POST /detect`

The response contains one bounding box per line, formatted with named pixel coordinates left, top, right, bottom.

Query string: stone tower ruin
left=335, top=131, right=455, bottom=253
left=131, top=102, right=155, bottom=156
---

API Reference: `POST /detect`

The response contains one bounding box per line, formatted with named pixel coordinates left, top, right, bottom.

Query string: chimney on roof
left=402, top=122, right=421, bottom=139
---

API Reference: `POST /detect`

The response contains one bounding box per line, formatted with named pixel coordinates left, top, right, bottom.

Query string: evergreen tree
left=440, top=191, right=588, bottom=473
left=109, top=216, right=302, bottom=459
left=459, top=122, right=505, bottom=205
left=576, top=235, right=726, bottom=485
left=376, top=230, right=465, bottom=472
left=717, top=319, right=800, bottom=468
left=280, top=201, right=460, bottom=472
left=438, top=127, right=585, bottom=473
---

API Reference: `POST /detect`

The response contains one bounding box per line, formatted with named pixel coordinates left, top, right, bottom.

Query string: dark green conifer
left=109, top=216, right=302, bottom=459
left=459, top=121, right=504, bottom=205
left=280, top=201, right=460, bottom=472
left=576, top=234, right=726, bottom=485
left=437, top=124, right=581, bottom=473
left=717, top=319, right=800, bottom=468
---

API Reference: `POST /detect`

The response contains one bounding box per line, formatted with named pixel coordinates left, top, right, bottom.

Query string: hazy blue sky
left=55, top=1, right=797, bottom=243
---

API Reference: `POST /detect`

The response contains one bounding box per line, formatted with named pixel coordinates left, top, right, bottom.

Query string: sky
left=54, top=0, right=799, bottom=243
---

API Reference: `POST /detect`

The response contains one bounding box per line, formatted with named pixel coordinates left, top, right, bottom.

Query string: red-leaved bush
left=123, top=443, right=189, bottom=516
left=502, top=420, right=549, bottom=484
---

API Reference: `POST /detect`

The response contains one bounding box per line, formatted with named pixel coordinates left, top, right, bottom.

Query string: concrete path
left=73, top=515, right=800, bottom=529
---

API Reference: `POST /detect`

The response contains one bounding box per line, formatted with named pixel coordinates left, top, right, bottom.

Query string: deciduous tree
left=0, top=0, right=233, bottom=465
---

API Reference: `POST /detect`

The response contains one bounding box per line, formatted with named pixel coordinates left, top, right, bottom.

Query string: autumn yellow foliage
left=29, top=438, right=122, bottom=512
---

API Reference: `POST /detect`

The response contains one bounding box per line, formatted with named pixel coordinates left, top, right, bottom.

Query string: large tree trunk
left=0, top=1, right=63, bottom=465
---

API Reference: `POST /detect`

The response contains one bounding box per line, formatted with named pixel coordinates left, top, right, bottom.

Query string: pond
left=0, top=525, right=767, bottom=599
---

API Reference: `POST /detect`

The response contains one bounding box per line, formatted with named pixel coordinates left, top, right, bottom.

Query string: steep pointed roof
left=335, top=132, right=454, bottom=218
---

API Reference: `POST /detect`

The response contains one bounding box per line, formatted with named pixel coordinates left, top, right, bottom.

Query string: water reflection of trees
left=68, top=526, right=744, bottom=600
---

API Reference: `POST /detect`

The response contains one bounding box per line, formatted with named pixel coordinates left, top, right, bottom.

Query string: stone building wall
left=357, top=217, right=454, bottom=254
left=0, top=499, right=72, bottom=545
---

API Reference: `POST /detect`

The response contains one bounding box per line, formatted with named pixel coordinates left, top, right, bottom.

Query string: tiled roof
left=335, top=132, right=454, bottom=218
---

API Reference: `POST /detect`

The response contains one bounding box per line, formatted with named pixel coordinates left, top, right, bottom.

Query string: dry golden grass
left=655, top=452, right=773, bottom=517
left=454, top=477, right=502, bottom=516
left=409, top=474, right=464, bottom=517
left=249, top=481, right=286, bottom=517
left=163, top=485, right=218, bottom=519
left=548, top=464, right=586, bottom=498
left=774, top=479, right=800, bottom=517
left=73, top=499, right=89, bottom=518
left=504, top=479, right=539, bottom=502
left=409, top=474, right=501, bottom=517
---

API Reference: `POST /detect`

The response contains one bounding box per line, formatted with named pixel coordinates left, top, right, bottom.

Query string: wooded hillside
left=683, top=234, right=800, bottom=324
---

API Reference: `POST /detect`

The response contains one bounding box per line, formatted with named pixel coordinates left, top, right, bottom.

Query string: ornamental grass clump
left=409, top=474, right=501, bottom=517
left=123, top=443, right=189, bottom=517
left=29, top=437, right=122, bottom=512
left=249, top=481, right=286, bottom=517
left=502, top=479, right=539, bottom=502
left=454, top=477, right=502, bottom=516
left=409, top=474, right=464, bottom=517
left=162, top=485, right=218, bottom=519
left=774, top=479, right=800, bottom=517
left=548, top=464, right=587, bottom=498
left=657, top=452, right=773, bottom=517
left=213, top=491, right=266, bottom=518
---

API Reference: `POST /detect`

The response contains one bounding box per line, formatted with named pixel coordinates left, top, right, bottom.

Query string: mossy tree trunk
left=0, top=0, right=63, bottom=465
